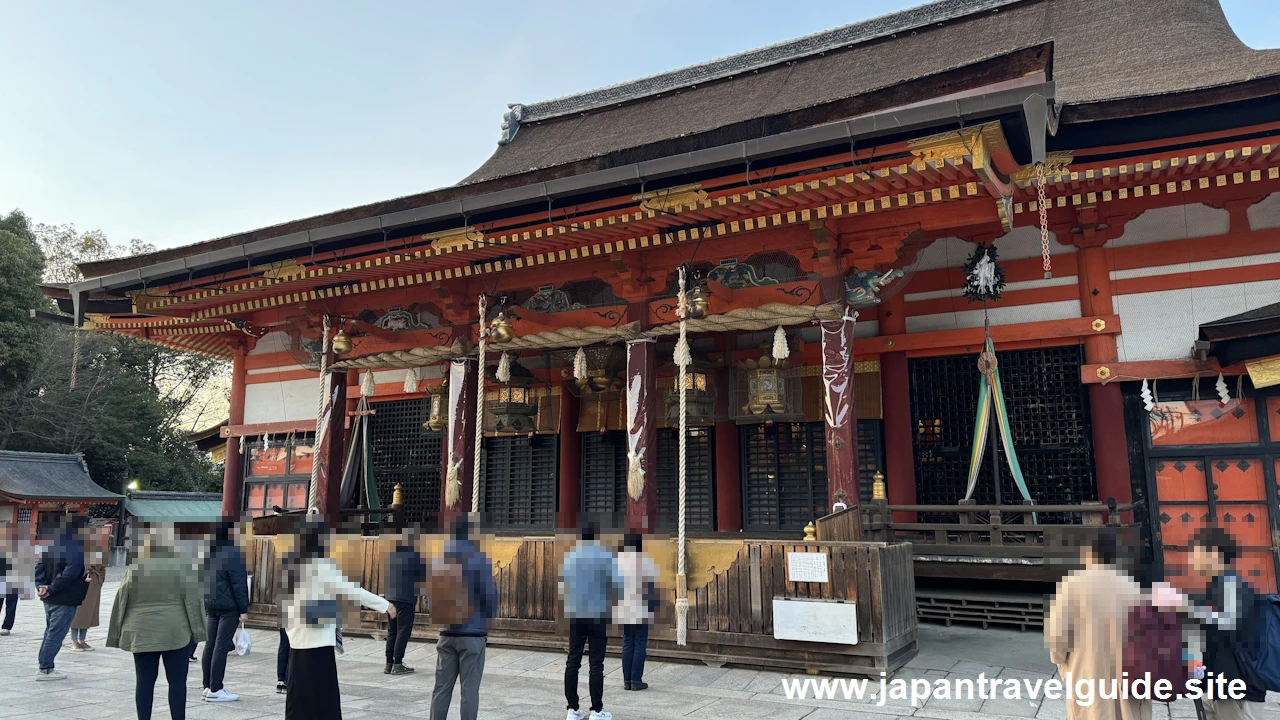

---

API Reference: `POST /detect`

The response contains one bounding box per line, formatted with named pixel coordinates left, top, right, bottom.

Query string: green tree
left=0, top=210, right=47, bottom=389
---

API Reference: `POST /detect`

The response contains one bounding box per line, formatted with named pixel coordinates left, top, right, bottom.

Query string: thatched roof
left=78, top=0, right=1280, bottom=280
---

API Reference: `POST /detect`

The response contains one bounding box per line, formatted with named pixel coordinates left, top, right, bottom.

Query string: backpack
left=427, top=557, right=472, bottom=627
left=1247, top=592, right=1280, bottom=692
left=1123, top=604, right=1186, bottom=689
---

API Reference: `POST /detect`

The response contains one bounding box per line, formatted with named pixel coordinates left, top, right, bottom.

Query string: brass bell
left=687, top=282, right=710, bottom=319
left=488, top=311, right=514, bottom=344
left=331, top=328, right=353, bottom=355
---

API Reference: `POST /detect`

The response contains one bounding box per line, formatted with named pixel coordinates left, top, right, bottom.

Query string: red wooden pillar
left=879, top=294, right=917, bottom=521
left=439, top=357, right=478, bottom=530
left=321, top=370, right=347, bottom=524
left=625, top=338, right=658, bottom=533
left=221, top=347, right=247, bottom=518
left=820, top=315, right=859, bottom=518
left=1077, top=242, right=1132, bottom=512
left=557, top=383, right=581, bottom=530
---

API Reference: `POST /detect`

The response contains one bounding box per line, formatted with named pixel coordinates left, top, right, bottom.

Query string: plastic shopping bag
left=234, top=625, right=252, bottom=656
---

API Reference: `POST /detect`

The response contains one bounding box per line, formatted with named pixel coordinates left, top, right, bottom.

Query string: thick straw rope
left=675, top=268, right=690, bottom=647
left=472, top=295, right=487, bottom=514
left=306, top=314, right=331, bottom=512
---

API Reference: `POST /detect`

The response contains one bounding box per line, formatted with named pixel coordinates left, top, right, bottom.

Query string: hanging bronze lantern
left=488, top=360, right=537, bottom=433
left=686, top=281, right=710, bottom=319
left=664, top=351, right=717, bottom=423
left=331, top=327, right=353, bottom=355
left=735, top=339, right=797, bottom=418
left=423, top=373, right=449, bottom=432
left=488, top=310, right=515, bottom=344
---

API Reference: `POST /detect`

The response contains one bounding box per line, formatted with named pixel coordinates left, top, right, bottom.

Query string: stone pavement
left=4, top=573, right=1280, bottom=720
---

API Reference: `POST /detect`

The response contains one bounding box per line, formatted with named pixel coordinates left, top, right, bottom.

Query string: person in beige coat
left=70, top=526, right=108, bottom=649
left=1046, top=529, right=1151, bottom=720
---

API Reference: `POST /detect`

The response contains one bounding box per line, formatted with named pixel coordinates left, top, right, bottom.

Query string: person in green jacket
left=107, top=523, right=207, bottom=720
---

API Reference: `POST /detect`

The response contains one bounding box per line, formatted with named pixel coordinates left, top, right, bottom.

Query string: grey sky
left=2, top=0, right=1277, bottom=252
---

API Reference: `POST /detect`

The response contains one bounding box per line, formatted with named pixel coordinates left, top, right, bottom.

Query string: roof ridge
left=0, top=450, right=82, bottom=462
left=513, top=0, right=1023, bottom=125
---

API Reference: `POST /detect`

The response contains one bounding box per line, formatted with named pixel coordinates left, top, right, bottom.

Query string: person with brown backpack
left=428, top=515, right=496, bottom=720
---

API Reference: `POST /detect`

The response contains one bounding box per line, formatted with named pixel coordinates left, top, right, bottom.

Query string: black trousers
left=565, top=618, right=608, bottom=713
left=278, top=628, right=291, bottom=683
left=201, top=611, right=238, bottom=692
left=134, top=641, right=194, bottom=720
left=385, top=601, right=416, bottom=664
left=286, top=646, right=342, bottom=720
left=1, top=592, right=16, bottom=631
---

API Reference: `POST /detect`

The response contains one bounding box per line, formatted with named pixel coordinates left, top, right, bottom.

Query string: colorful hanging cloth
left=964, top=337, right=1037, bottom=523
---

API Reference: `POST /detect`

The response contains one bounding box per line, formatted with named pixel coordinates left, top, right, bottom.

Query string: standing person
left=201, top=521, right=249, bottom=702
left=106, top=523, right=207, bottom=720
left=35, top=515, right=88, bottom=680
left=1, top=522, right=34, bottom=637
left=615, top=533, right=658, bottom=692
left=428, top=515, right=497, bottom=720
left=560, top=521, right=622, bottom=720
left=276, top=622, right=291, bottom=694
left=1179, top=527, right=1265, bottom=720
left=282, top=520, right=395, bottom=720
left=383, top=528, right=426, bottom=676
left=1046, top=528, right=1150, bottom=720
left=70, top=525, right=107, bottom=650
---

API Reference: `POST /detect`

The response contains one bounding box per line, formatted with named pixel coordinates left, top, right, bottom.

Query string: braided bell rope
left=674, top=267, right=690, bottom=647
left=306, top=313, right=331, bottom=512
left=472, top=295, right=486, bottom=514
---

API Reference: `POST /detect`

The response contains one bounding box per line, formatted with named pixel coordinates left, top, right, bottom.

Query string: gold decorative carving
left=1092, top=318, right=1107, bottom=332
left=854, top=360, right=881, bottom=373
left=256, top=260, right=307, bottom=281
left=424, top=227, right=484, bottom=252
left=1096, top=366, right=1112, bottom=380
left=633, top=183, right=707, bottom=213
left=1011, top=152, right=1074, bottom=183
left=1246, top=357, right=1280, bottom=389
left=907, top=122, right=1008, bottom=164
left=127, top=288, right=170, bottom=315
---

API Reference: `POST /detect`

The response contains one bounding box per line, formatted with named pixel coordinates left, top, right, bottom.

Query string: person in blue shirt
left=429, top=515, right=497, bottom=720
left=560, top=521, right=623, bottom=720
left=34, top=515, right=88, bottom=680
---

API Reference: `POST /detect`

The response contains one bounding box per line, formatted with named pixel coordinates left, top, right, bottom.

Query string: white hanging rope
left=403, top=368, right=419, bottom=394
left=573, top=346, right=588, bottom=381
left=306, top=314, right=332, bottom=511
left=675, top=266, right=690, bottom=647
left=496, top=352, right=512, bottom=383
left=472, top=295, right=487, bottom=514
left=360, top=370, right=376, bottom=397
left=771, top=325, right=789, bottom=362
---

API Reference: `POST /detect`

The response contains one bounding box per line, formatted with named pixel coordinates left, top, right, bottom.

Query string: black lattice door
left=909, top=346, right=1095, bottom=522
left=741, top=422, right=828, bottom=532
left=480, top=435, right=558, bottom=530
left=368, top=398, right=443, bottom=529
left=582, top=431, right=627, bottom=517
left=858, top=420, right=885, bottom=504
left=657, top=427, right=715, bottom=531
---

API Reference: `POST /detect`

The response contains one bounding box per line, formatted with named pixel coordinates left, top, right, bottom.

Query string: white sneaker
left=201, top=688, right=210, bottom=698
left=205, top=689, right=240, bottom=702
left=565, top=710, right=585, bottom=720
left=36, top=669, right=66, bottom=681
left=0, top=629, right=10, bottom=636
left=588, top=712, right=613, bottom=720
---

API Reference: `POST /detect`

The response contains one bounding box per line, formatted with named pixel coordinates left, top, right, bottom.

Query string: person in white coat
left=280, top=521, right=395, bottom=720
left=614, top=533, right=658, bottom=692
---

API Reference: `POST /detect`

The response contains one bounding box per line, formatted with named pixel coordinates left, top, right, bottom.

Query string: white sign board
left=787, top=552, right=829, bottom=583
left=772, top=598, right=858, bottom=644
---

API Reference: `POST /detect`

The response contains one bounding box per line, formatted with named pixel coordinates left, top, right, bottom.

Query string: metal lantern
left=331, top=327, right=353, bottom=355
left=558, top=346, right=626, bottom=399
left=489, top=310, right=515, bottom=344
left=664, top=351, right=717, bottom=423
left=423, top=374, right=448, bottom=432
left=686, top=280, right=711, bottom=319
left=488, top=360, right=537, bottom=433
left=732, top=339, right=801, bottom=421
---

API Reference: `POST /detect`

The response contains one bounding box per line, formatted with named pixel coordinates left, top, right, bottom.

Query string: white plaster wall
left=244, top=378, right=320, bottom=425
left=250, top=330, right=293, bottom=356
left=906, top=299, right=1081, bottom=334
left=1249, top=193, right=1280, bottom=231
left=1106, top=204, right=1229, bottom=248
left=911, top=229, right=1072, bottom=272
left=1114, top=279, right=1280, bottom=362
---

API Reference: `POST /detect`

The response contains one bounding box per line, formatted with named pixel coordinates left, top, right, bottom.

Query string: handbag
left=303, top=599, right=339, bottom=626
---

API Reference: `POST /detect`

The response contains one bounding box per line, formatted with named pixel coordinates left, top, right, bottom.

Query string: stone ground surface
left=4, top=570, right=1280, bottom=720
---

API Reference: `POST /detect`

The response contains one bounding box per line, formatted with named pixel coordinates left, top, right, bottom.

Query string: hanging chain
left=1037, top=162, right=1052, bottom=279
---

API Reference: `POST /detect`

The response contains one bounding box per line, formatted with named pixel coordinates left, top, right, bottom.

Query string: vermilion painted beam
left=1079, top=358, right=1244, bottom=385
left=862, top=315, right=1119, bottom=357
left=222, top=420, right=318, bottom=438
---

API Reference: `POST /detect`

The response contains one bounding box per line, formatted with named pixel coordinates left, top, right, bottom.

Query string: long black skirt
left=285, top=646, right=341, bottom=720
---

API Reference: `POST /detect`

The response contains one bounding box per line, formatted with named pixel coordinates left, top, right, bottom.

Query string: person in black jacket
left=383, top=528, right=425, bottom=675
left=1181, top=526, right=1264, bottom=720
left=200, top=521, right=249, bottom=702
left=35, top=515, right=88, bottom=680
